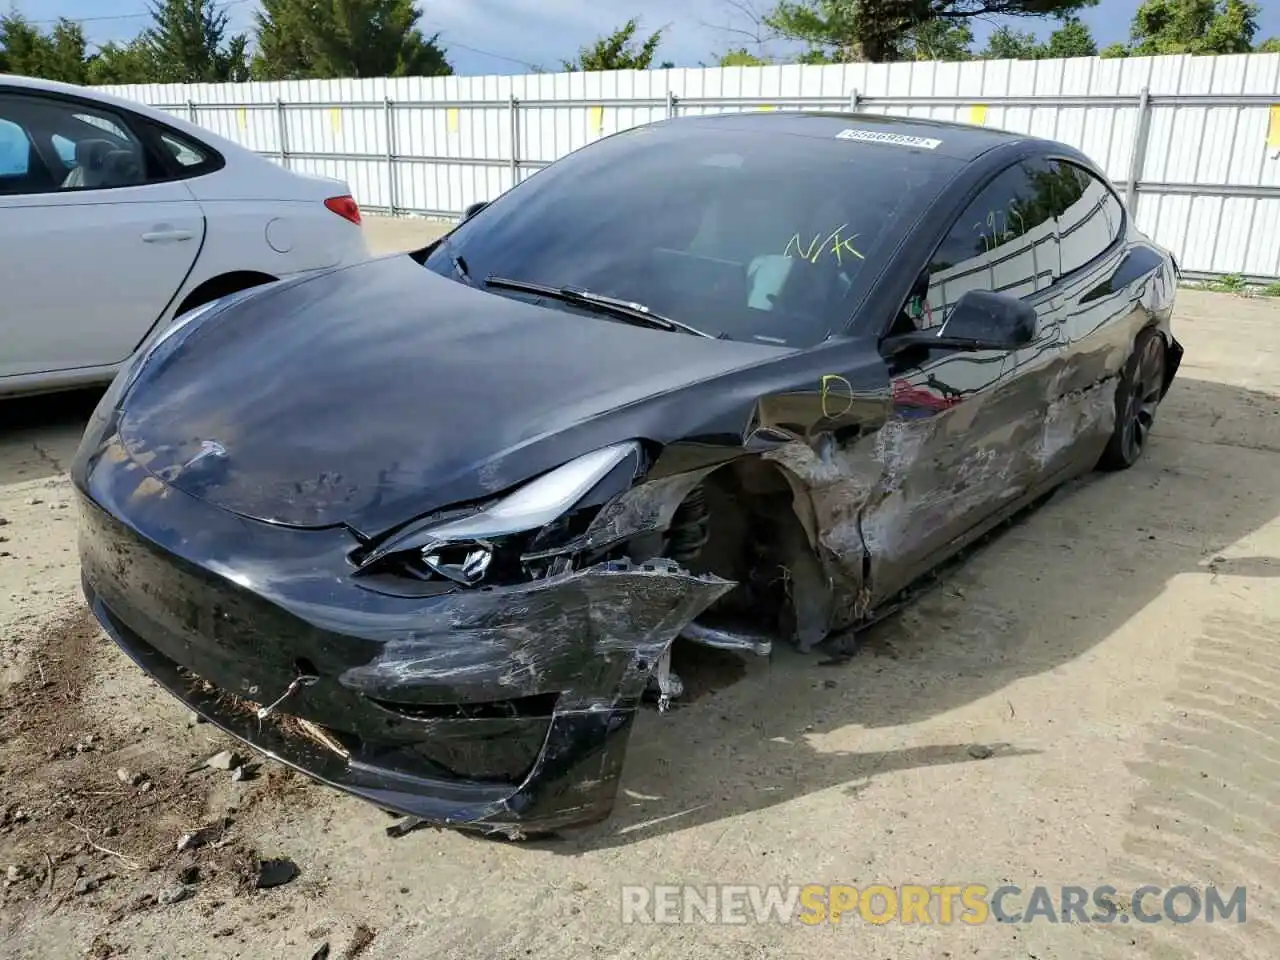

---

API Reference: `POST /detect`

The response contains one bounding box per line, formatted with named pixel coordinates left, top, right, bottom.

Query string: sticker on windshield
left=835, top=128, right=942, bottom=150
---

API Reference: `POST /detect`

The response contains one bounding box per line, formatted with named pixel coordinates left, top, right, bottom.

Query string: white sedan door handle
left=142, top=227, right=194, bottom=243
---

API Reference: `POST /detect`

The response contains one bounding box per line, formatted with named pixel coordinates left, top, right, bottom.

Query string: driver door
left=862, top=159, right=1066, bottom=604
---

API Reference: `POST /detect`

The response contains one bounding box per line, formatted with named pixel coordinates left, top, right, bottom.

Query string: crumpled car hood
left=118, top=254, right=788, bottom=533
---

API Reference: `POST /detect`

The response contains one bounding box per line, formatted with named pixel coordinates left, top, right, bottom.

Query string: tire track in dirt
left=1097, top=610, right=1280, bottom=960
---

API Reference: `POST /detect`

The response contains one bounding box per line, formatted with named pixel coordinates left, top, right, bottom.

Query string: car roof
left=661, top=110, right=1037, bottom=162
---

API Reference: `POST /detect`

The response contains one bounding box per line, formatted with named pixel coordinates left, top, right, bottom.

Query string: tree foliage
left=0, top=15, right=91, bottom=84
left=762, top=0, right=1100, bottom=63
left=979, top=15, right=1097, bottom=58
left=981, top=25, right=1042, bottom=59
left=1, top=0, right=1277, bottom=86
left=718, top=47, right=770, bottom=66
left=903, top=19, right=976, bottom=60
left=0, top=0, right=452, bottom=84
left=88, top=40, right=159, bottom=85
left=1044, top=15, right=1098, bottom=56
left=563, top=19, right=672, bottom=71
left=251, top=0, right=451, bottom=80
left=140, top=0, right=250, bottom=82
left=1110, top=0, right=1259, bottom=57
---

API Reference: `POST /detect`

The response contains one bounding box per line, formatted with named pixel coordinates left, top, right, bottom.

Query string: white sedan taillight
left=324, top=195, right=362, bottom=225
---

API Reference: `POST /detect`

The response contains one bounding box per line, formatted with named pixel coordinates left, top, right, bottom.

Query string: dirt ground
left=1, top=216, right=1278, bottom=959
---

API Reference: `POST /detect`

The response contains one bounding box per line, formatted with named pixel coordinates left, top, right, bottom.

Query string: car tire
left=1098, top=326, right=1167, bottom=471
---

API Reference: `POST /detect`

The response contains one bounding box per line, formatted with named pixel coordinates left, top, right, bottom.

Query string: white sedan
left=0, top=74, right=370, bottom=398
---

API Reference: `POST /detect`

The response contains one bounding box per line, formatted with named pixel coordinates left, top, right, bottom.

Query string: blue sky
left=15, top=1, right=1280, bottom=76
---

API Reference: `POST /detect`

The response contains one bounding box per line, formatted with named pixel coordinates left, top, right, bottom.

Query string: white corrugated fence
left=96, top=52, right=1280, bottom=281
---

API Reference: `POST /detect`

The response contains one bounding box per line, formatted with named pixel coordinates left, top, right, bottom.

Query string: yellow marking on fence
left=1267, top=105, right=1280, bottom=147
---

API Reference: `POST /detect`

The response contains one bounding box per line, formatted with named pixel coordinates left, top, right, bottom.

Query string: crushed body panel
left=76, top=430, right=732, bottom=833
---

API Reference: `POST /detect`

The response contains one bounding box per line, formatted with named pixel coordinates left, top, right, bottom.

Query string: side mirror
left=462, top=200, right=489, bottom=221
left=884, top=289, right=1037, bottom=356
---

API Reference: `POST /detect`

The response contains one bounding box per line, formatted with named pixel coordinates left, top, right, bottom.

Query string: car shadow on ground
left=534, top=375, right=1280, bottom=853
left=0, top=388, right=105, bottom=486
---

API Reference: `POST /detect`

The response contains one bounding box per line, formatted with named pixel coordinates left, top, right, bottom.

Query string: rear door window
left=0, top=95, right=150, bottom=194
left=53, top=106, right=148, bottom=191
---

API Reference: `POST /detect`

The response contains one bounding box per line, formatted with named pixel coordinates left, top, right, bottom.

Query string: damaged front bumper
left=75, top=434, right=732, bottom=835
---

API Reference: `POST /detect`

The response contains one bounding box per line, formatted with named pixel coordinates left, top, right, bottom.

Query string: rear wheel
left=1099, top=327, right=1166, bottom=470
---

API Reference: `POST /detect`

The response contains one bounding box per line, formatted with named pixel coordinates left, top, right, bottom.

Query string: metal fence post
left=1125, top=86, right=1152, bottom=218
left=276, top=98, right=288, bottom=169
left=849, top=88, right=861, bottom=112
left=187, top=99, right=197, bottom=123
left=384, top=96, right=397, bottom=216
left=666, top=90, right=676, bottom=119
left=508, top=94, right=520, bottom=185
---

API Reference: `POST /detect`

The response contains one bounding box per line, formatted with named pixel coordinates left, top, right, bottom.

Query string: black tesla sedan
left=74, top=111, right=1182, bottom=837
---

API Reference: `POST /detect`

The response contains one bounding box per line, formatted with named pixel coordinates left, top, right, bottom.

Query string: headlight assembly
left=352, top=441, right=645, bottom=588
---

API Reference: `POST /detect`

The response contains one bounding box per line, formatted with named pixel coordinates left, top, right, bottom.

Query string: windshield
left=423, top=119, right=961, bottom=348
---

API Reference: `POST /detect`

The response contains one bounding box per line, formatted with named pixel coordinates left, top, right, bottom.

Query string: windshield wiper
left=484, top=275, right=716, bottom=338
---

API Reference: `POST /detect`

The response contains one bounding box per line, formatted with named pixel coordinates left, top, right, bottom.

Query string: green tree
left=1045, top=15, right=1098, bottom=56
left=142, top=0, right=249, bottom=82
left=43, top=18, right=91, bottom=83
left=1099, top=42, right=1130, bottom=57
left=718, top=47, right=769, bottom=66
left=88, top=40, right=158, bottom=85
left=562, top=18, right=672, bottom=70
left=1, top=14, right=53, bottom=78
left=982, top=25, right=1043, bottom=59
left=1258, top=36, right=1280, bottom=52
left=1199, top=0, right=1258, bottom=52
left=902, top=18, right=975, bottom=60
left=979, top=14, right=1096, bottom=60
left=1122, top=0, right=1259, bottom=56
left=251, top=0, right=452, bottom=80
left=762, top=0, right=1098, bottom=63
left=0, top=14, right=91, bottom=83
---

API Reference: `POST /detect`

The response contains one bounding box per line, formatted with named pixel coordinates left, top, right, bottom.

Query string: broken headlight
left=352, top=441, right=645, bottom=590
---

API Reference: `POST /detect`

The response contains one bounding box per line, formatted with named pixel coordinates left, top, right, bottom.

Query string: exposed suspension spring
left=666, top=483, right=711, bottom=564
